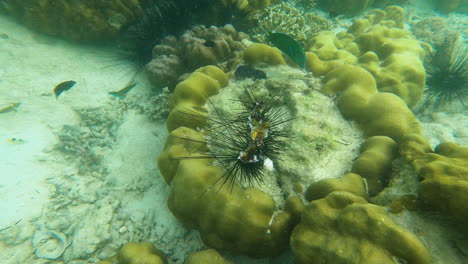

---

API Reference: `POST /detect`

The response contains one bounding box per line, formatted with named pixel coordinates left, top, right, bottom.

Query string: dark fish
left=234, top=65, right=267, bottom=80
left=329, top=9, right=340, bottom=18
left=0, top=102, right=21, bottom=114
left=54, top=80, right=76, bottom=98
left=267, top=32, right=306, bottom=69
left=109, top=81, right=137, bottom=98
left=203, top=40, right=216, bottom=47
left=0, top=33, right=8, bottom=39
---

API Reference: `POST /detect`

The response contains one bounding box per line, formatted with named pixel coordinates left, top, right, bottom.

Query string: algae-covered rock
left=291, top=191, right=431, bottom=264
left=2, top=0, right=142, bottom=42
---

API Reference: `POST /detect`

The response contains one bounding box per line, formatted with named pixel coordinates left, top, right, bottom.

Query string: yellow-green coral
left=159, top=65, right=302, bottom=257
left=159, top=127, right=300, bottom=256
left=291, top=191, right=431, bottom=264
left=322, top=64, right=422, bottom=144
left=166, top=65, right=228, bottom=132
left=185, top=249, right=233, bottom=264
left=305, top=173, right=369, bottom=201
left=413, top=142, right=468, bottom=224
left=351, top=136, right=398, bottom=196
left=307, top=7, right=426, bottom=107
left=243, top=43, right=287, bottom=66
left=98, top=242, right=166, bottom=264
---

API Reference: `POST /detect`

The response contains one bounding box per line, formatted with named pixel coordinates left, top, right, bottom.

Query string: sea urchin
left=422, top=36, right=468, bottom=109
left=177, top=85, right=292, bottom=193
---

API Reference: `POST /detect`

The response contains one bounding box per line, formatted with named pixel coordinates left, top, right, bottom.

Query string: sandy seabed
left=0, top=13, right=297, bottom=264
left=0, top=13, right=203, bottom=264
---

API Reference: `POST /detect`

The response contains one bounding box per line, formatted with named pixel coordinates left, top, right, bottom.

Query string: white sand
left=0, top=14, right=205, bottom=263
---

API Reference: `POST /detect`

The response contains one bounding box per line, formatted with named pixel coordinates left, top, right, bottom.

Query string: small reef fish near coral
left=53, top=80, right=76, bottom=99
left=0, top=102, right=20, bottom=113
left=108, top=80, right=137, bottom=98
left=267, top=31, right=306, bottom=69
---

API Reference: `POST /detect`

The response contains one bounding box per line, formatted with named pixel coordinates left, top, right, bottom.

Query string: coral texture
left=411, top=17, right=460, bottom=48
left=413, top=142, right=468, bottom=225
left=243, top=42, right=287, bottom=66
left=307, top=6, right=427, bottom=107
left=185, top=249, right=233, bottom=264
left=159, top=66, right=302, bottom=257
left=291, top=191, right=431, bottom=264
left=351, top=136, right=398, bottom=196
left=305, top=173, right=369, bottom=201
left=146, top=25, right=247, bottom=90
left=159, top=127, right=300, bottom=257
left=250, top=2, right=332, bottom=45
left=98, top=241, right=166, bottom=264
left=2, top=0, right=142, bottom=42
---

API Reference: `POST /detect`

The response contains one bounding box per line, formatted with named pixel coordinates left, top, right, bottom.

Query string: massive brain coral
left=1, top=0, right=143, bottom=42
left=146, top=24, right=248, bottom=91
left=307, top=6, right=426, bottom=108
left=413, top=142, right=468, bottom=225
left=158, top=63, right=365, bottom=257
left=291, top=191, right=431, bottom=264
left=155, top=6, right=445, bottom=262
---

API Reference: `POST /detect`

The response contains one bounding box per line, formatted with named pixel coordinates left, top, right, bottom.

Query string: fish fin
left=108, top=92, right=126, bottom=98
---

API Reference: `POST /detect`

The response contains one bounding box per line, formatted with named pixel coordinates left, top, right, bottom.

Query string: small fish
left=203, top=40, right=216, bottom=47
left=54, top=80, right=76, bottom=99
left=234, top=65, right=267, bottom=80
left=7, top=137, right=24, bottom=143
left=0, top=33, right=9, bottom=39
left=267, top=32, right=306, bottom=69
left=109, top=81, right=137, bottom=98
left=0, top=102, right=21, bottom=114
